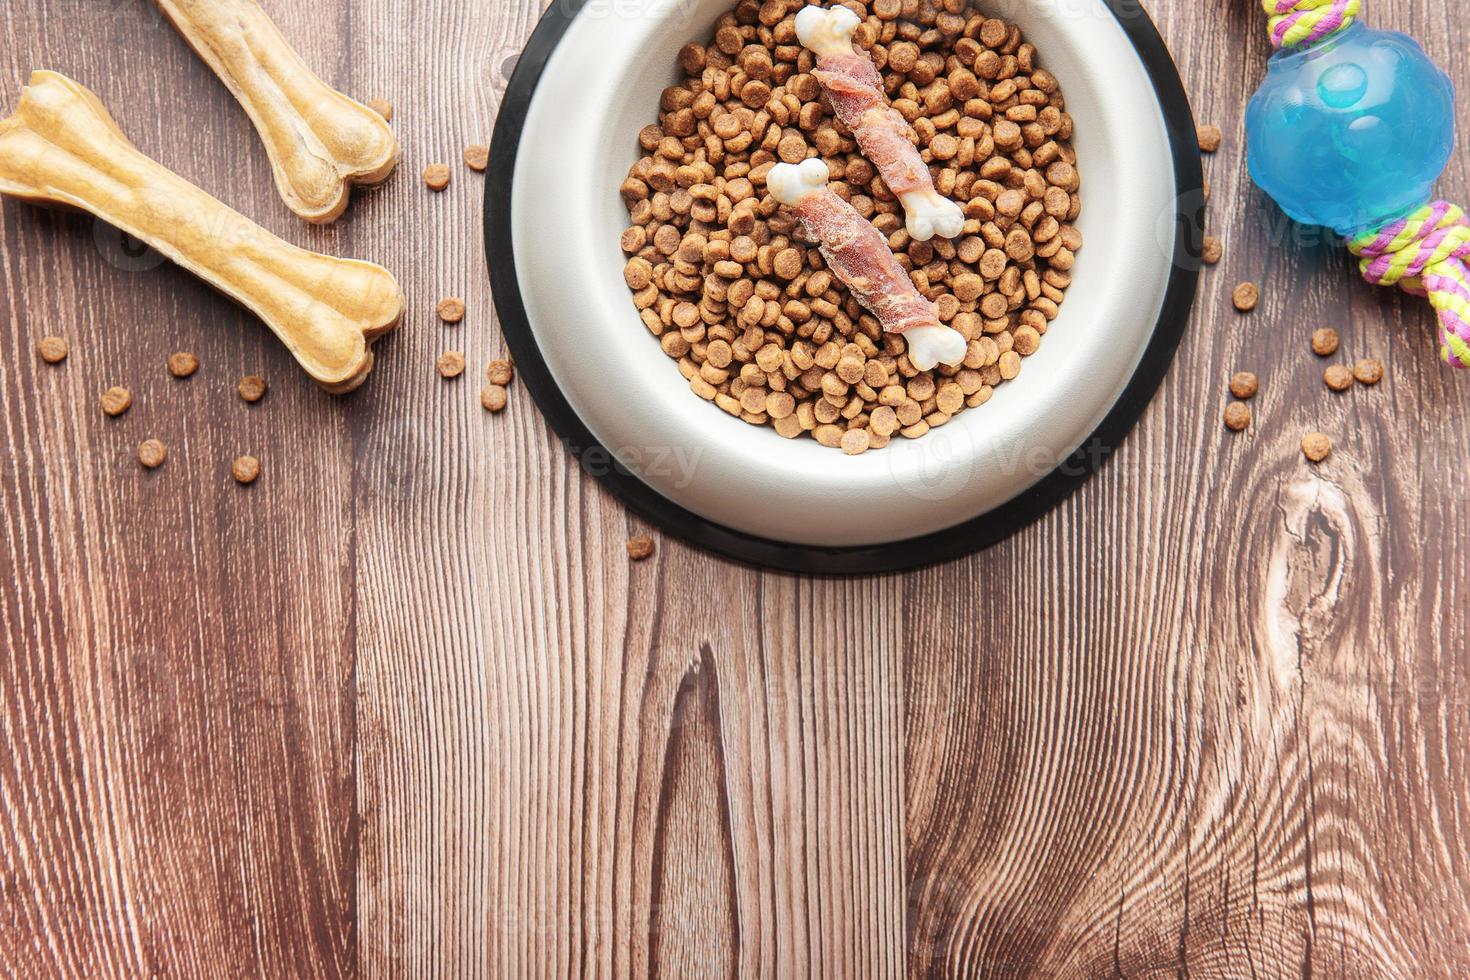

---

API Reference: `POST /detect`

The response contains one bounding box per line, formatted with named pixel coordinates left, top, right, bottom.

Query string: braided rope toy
left=1247, top=1, right=1468, bottom=366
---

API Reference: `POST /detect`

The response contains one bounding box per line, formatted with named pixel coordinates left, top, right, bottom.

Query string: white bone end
left=767, top=158, right=830, bottom=206
left=902, top=189, right=966, bottom=242
left=795, top=5, right=861, bottom=58
left=905, top=325, right=968, bottom=372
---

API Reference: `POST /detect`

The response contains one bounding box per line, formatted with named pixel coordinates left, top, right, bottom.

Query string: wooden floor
left=4, top=0, right=1470, bottom=976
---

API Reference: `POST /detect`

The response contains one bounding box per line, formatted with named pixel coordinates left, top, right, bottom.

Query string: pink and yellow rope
left=1350, top=203, right=1470, bottom=368
left=1262, top=0, right=1360, bottom=49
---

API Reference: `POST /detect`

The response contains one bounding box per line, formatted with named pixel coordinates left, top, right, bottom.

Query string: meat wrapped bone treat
left=795, top=4, right=964, bottom=243
left=768, top=159, right=966, bottom=371
left=154, top=0, right=400, bottom=223
left=0, top=71, right=403, bottom=393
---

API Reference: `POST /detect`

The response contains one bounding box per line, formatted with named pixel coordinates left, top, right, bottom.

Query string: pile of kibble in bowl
left=619, top=0, right=1081, bottom=453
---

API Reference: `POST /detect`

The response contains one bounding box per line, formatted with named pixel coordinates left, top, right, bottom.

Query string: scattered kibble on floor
left=437, top=297, right=466, bottom=323
left=1324, top=364, right=1354, bottom=392
left=1302, top=433, right=1332, bottom=463
left=1197, top=124, right=1223, bottom=153
left=138, top=439, right=167, bottom=469
left=486, top=359, right=515, bottom=386
left=101, top=386, right=132, bottom=417
left=1311, top=327, right=1339, bottom=356
left=463, top=144, right=489, bottom=172
left=37, top=336, right=68, bottom=364
left=1202, top=236, right=1223, bottom=265
left=237, top=375, right=268, bottom=403
left=366, top=97, right=393, bottom=122
left=232, top=455, right=261, bottom=485
left=1232, top=282, right=1259, bottom=312
left=422, top=163, right=451, bottom=191
left=1229, top=371, right=1258, bottom=399
left=436, top=352, right=466, bottom=379
left=168, top=351, right=199, bottom=377
left=1354, top=359, right=1384, bottom=385
left=1224, top=401, right=1251, bottom=432
left=626, top=534, right=655, bottom=561
left=480, top=384, right=508, bottom=413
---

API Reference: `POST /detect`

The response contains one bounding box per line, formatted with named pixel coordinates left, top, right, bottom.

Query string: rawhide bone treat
left=796, top=4, right=964, bottom=243
left=0, top=71, right=403, bottom=393
left=769, top=159, right=966, bottom=371
left=154, top=0, right=399, bottom=223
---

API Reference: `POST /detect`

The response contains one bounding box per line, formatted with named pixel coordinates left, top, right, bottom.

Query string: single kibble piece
left=486, top=359, right=515, bottom=386
left=437, top=297, right=466, bottom=323
left=138, top=439, right=167, bottom=469
left=1223, top=401, right=1251, bottom=432
left=480, top=384, right=508, bottom=413
left=1353, top=358, right=1384, bottom=385
left=1197, top=124, right=1222, bottom=153
left=627, top=534, right=656, bottom=561
left=1229, top=371, right=1258, bottom=399
left=1302, top=432, right=1332, bottom=463
left=423, top=163, right=451, bottom=191
left=168, top=351, right=199, bottom=377
left=463, top=144, right=489, bottom=172
left=437, top=351, right=466, bottom=378
left=232, top=455, right=261, bottom=485
left=100, top=386, right=132, bottom=417
left=367, top=97, right=393, bottom=122
left=37, top=336, right=68, bottom=364
left=237, top=375, right=268, bottom=403
left=1324, top=364, right=1354, bottom=392
left=1311, top=327, right=1339, bottom=356
left=1202, top=236, right=1223, bottom=265
left=841, top=428, right=871, bottom=456
left=1232, top=282, right=1259, bottom=312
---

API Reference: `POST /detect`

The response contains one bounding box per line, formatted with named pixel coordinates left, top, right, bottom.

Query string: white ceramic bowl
left=488, top=0, right=1200, bottom=571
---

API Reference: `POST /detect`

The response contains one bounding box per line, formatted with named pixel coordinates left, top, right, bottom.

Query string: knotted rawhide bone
left=795, top=4, right=964, bottom=243
left=155, top=0, right=399, bottom=223
left=768, top=159, right=966, bottom=371
left=0, top=71, right=403, bottom=392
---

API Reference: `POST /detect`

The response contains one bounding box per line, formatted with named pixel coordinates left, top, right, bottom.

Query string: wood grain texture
left=3, top=0, right=1469, bottom=976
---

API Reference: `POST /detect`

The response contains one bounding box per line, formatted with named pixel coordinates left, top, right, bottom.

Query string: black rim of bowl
left=486, top=0, right=1202, bottom=577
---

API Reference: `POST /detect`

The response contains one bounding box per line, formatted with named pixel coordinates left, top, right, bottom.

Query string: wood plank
left=3, top=0, right=1470, bottom=976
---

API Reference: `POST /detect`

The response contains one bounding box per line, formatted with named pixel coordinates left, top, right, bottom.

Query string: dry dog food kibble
left=486, top=359, right=515, bottom=385
left=1229, top=371, right=1258, bottom=399
left=1353, top=358, right=1384, bottom=384
left=437, top=297, right=466, bottom=323
left=367, top=97, right=393, bottom=122
left=37, top=336, right=68, bottom=364
left=627, top=534, right=656, bottom=561
left=437, top=351, right=466, bottom=378
left=138, top=439, right=167, bottom=469
left=1324, top=364, right=1353, bottom=391
left=1302, top=432, right=1331, bottom=463
left=480, top=384, right=508, bottom=412
left=232, top=455, right=261, bottom=484
left=463, top=144, right=489, bottom=171
left=619, top=0, right=1081, bottom=450
left=1232, top=282, right=1259, bottom=312
left=1311, top=327, right=1339, bottom=356
left=1223, top=401, right=1251, bottom=432
left=423, top=163, right=451, bottom=191
left=238, top=375, right=268, bottom=402
left=168, top=351, right=199, bottom=377
left=100, top=386, right=132, bottom=417
left=1202, top=236, right=1223, bottom=265
left=1197, top=124, right=1222, bottom=153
